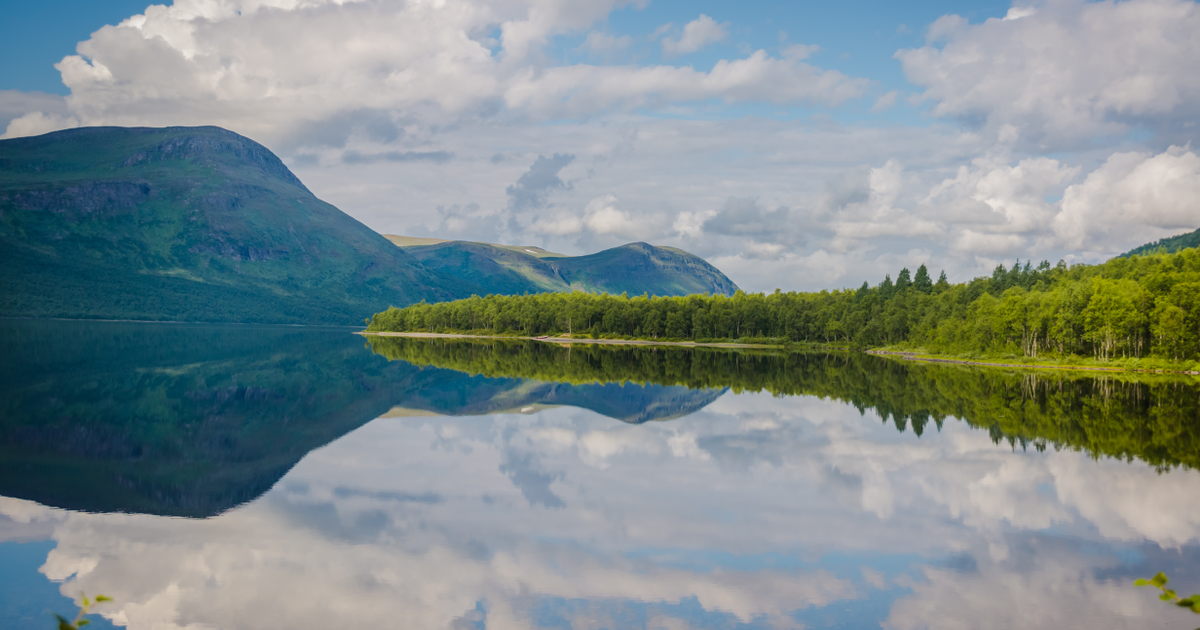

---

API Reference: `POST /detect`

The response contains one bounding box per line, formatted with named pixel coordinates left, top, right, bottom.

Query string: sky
left=2, top=0, right=1198, bottom=292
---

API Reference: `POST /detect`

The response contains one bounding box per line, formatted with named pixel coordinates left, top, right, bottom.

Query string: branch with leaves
left=1135, top=572, right=1200, bottom=626
left=55, top=593, right=112, bottom=630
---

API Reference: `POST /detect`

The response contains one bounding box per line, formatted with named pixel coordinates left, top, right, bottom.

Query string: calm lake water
left=2, top=320, right=1200, bottom=630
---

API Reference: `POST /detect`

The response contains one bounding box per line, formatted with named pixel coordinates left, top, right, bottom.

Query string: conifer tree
left=914, top=265, right=933, bottom=293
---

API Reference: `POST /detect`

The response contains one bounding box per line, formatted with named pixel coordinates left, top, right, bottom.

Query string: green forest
left=367, top=247, right=1200, bottom=367
left=368, top=336, right=1200, bottom=471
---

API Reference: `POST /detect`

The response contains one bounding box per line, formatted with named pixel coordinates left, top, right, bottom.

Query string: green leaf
left=1161, top=593, right=1174, bottom=601
left=1135, top=578, right=1150, bottom=586
left=55, top=614, right=74, bottom=630
left=78, top=620, right=91, bottom=627
left=1152, top=572, right=1169, bottom=587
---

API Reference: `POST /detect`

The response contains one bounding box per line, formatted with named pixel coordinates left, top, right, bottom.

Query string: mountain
left=389, top=237, right=740, bottom=297
left=1120, top=227, right=1200, bottom=258
left=0, top=126, right=472, bottom=324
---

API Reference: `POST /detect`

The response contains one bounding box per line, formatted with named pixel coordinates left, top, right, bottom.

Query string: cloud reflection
left=5, top=391, right=1200, bottom=629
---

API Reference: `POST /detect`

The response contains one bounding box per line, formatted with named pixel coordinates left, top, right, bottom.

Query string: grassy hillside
left=0, top=126, right=473, bottom=324
left=395, top=237, right=740, bottom=297
left=1121, top=227, right=1200, bottom=258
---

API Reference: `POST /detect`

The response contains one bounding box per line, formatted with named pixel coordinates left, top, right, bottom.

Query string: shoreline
left=360, top=331, right=1200, bottom=376
left=357, top=331, right=786, bottom=349
left=866, top=350, right=1200, bottom=376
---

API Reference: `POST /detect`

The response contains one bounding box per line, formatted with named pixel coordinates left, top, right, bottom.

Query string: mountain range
left=386, top=235, right=739, bottom=298
left=0, top=126, right=738, bottom=325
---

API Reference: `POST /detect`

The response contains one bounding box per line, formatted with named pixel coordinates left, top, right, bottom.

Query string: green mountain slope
left=0, top=126, right=473, bottom=324
left=1120, top=227, right=1200, bottom=258
left=395, top=238, right=740, bottom=297
left=552, top=242, right=739, bottom=296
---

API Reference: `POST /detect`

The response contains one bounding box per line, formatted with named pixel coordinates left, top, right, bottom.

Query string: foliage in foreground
left=368, top=248, right=1200, bottom=365
left=1135, top=572, right=1200, bottom=626
left=54, top=593, right=111, bottom=629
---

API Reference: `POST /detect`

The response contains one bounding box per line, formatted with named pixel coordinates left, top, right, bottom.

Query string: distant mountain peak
left=388, top=235, right=739, bottom=297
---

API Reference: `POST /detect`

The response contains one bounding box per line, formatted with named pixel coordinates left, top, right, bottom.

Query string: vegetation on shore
left=367, top=247, right=1200, bottom=370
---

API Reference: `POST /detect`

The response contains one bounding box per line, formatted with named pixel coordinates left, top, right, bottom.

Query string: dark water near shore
left=2, top=320, right=1200, bottom=629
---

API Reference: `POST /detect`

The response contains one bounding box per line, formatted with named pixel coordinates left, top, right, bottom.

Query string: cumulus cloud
left=2, top=111, right=80, bottom=139
left=897, top=0, right=1200, bottom=147
left=1, top=0, right=866, bottom=148
left=661, top=14, right=728, bottom=57
left=581, top=194, right=641, bottom=238
left=0, top=90, right=72, bottom=137
left=1054, top=145, right=1200, bottom=252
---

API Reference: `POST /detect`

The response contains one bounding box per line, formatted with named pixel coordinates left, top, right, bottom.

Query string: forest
left=367, top=247, right=1200, bottom=366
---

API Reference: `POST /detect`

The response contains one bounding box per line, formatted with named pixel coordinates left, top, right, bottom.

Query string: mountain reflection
left=0, top=321, right=723, bottom=517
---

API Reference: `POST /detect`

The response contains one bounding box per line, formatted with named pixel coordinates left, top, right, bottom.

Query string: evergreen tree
left=913, top=265, right=933, bottom=294
left=896, top=268, right=912, bottom=292
left=935, top=270, right=950, bottom=293
left=879, top=274, right=895, bottom=299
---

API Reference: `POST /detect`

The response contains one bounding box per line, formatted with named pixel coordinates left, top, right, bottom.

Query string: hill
left=384, top=234, right=566, bottom=258
left=393, top=238, right=740, bottom=297
left=1120, top=227, right=1200, bottom=258
left=0, top=126, right=473, bottom=324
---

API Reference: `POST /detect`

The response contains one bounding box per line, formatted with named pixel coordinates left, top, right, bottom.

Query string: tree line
left=367, top=248, right=1200, bottom=365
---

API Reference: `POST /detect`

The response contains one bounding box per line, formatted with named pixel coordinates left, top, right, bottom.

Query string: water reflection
left=369, top=335, right=1200, bottom=471
left=0, top=321, right=723, bottom=517
left=2, top=322, right=1200, bottom=629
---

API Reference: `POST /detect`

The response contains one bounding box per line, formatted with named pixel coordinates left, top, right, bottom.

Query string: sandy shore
left=357, top=331, right=783, bottom=349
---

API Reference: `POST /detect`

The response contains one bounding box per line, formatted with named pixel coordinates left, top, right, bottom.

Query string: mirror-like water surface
left=2, top=320, right=1199, bottom=629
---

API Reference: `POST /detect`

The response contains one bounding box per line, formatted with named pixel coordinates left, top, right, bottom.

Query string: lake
left=2, top=319, right=1199, bottom=630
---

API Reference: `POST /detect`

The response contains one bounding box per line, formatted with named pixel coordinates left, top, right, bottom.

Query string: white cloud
left=897, top=0, right=1200, bottom=147
left=871, top=90, right=899, bottom=113
left=582, top=194, right=641, bottom=237
left=1054, top=145, right=1200, bottom=252
left=661, top=14, right=728, bottom=57
left=1, top=0, right=866, bottom=149
left=0, top=90, right=71, bottom=136
left=2, top=111, right=80, bottom=139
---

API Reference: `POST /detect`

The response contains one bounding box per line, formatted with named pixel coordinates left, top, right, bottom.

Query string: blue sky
left=1, top=0, right=1198, bottom=291
left=0, top=0, right=152, bottom=94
